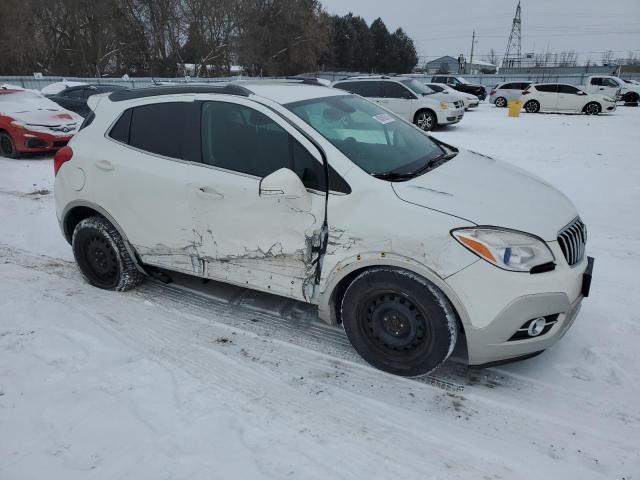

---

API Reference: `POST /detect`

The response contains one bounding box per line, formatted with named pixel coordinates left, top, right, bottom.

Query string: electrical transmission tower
left=502, top=1, right=522, bottom=68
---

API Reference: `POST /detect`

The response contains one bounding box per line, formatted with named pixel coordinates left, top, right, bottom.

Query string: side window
left=200, top=101, right=349, bottom=193
left=520, top=83, right=531, bottom=90
left=382, top=82, right=413, bottom=99
left=334, top=82, right=358, bottom=94
left=355, top=81, right=383, bottom=98
left=535, top=84, right=557, bottom=93
left=108, top=108, right=132, bottom=143
left=590, top=77, right=602, bottom=86
left=128, top=102, right=192, bottom=159
left=558, top=85, right=579, bottom=94
left=500, top=83, right=514, bottom=90
left=432, top=76, right=443, bottom=83
left=448, top=77, right=459, bottom=86
left=603, top=78, right=619, bottom=87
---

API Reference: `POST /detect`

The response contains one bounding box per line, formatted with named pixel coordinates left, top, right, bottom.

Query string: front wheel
left=0, top=132, right=20, bottom=159
left=524, top=100, right=540, bottom=113
left=341, top=268, right=459, bottom=376
left=414, top=110, right=436, bottom=131
left=72, top=216, right=143, bottom=291
left=583, top=102, right=602, bottom=115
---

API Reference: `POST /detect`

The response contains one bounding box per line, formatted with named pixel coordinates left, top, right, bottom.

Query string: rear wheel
left=0, top=132, right=20, bottom=159
left=72, top=216, right=143, bottom=291
left=524, top=100, right=540, bottom=113
left=494, top=97, right=507, bottom=107
left=413, top=110, right=437, bottom=131
left=341, top=268, right=459, bottom=376
left=583, top=102, right=601, bottom=115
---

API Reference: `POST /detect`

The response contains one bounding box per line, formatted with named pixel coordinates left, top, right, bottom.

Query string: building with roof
left=423, top=56, right=497, bottom=75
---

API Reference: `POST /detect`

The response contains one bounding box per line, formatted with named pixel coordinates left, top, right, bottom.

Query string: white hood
left=392, top=149, right=578, bottom=241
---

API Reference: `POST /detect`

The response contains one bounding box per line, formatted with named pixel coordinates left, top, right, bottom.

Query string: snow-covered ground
left=1, top=103, right=639, bottom=479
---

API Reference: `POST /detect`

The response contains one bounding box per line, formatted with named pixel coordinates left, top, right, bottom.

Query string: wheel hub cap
left=365, top=294, right=426, bottom=350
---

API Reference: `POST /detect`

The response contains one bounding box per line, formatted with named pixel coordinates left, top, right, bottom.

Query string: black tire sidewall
left=72, top=217, right=124, bottom=290
left=525, top=100, right=539, bottom=113
left=0, top=132, right=19, bottom=159
left=341, top=268, right=457, bottom=376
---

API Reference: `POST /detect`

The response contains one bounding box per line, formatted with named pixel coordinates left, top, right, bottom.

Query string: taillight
left=54, top=146, right=73, bottom=176
left=490, top=89, right=496, bottom=96
left=522, top=89, right=530, bottom=95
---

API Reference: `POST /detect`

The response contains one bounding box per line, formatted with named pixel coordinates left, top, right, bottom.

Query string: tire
left=72, top=215, right=143, bottom=291
left=583, top=102, right=601, bottom=115
left=524, top=100, right=540, bottom=113
left=0, top=131, right=20, bottom=159
left=494, top=97, right=507, bottom=108
left=413, top=110, right=437, bottom=131
left=341, top=268, right=459, bottom=376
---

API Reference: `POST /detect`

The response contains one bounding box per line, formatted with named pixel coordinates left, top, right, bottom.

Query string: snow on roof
left=40, top=81, right=88, bottom=95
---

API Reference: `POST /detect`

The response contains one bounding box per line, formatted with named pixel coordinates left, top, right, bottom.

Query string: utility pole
left=469, top=30, right=477, bottom=73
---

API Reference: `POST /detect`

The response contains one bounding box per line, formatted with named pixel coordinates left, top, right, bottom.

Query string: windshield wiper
left=374, top=150, right=458, bottom=181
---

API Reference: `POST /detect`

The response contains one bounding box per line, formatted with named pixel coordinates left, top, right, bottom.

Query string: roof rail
left=108, top=84, right=252, bottom=102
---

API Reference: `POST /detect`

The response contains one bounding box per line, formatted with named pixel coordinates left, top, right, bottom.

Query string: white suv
left=54, top=81, right=594, bottom=376
left=332, top=76, right=464, bottom=131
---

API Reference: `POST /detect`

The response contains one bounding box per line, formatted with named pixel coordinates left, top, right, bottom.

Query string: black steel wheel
left=341, top=268, right=458, bottom=376
left=0, top=132, right=20, bottom=159
left=583, top=102, right=601, bottom=115
left=72, top=216, right=143, bottom=291
left=495, top=97, right=507, bottom=108
left=524, top=100, right=540, bottom=113
left=414, top=110, right=436, bottom=131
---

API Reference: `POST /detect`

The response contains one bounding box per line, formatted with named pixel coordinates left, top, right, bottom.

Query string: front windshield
left=426, top=83, right=444, bottom=93
left=286, top=95, right=445, bottom=176
left=400, top=79, right=435, bottom=95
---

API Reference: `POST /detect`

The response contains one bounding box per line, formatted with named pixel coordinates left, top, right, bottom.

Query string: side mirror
left=259, top=168, right=311, bottom=212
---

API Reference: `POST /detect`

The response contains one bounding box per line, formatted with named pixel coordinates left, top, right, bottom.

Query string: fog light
left=527, top=317, right=546, bottom=337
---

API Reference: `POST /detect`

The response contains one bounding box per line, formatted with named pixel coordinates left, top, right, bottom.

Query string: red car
left=0, top=87, right=82, bottom=158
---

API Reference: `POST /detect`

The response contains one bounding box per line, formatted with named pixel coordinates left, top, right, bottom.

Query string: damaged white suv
left=54, top=81, right=594, bottom=376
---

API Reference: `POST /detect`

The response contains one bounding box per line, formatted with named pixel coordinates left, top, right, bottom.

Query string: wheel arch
left=317, top=257, right=470, bottom=337
left=61, top=200, right=147, bottom=274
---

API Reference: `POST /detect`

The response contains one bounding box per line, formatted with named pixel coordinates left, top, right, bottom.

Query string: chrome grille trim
left=557, top=217, right=587, bottom=266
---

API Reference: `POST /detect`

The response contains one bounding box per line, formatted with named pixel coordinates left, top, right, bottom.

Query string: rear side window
left=535, top=84, right=558, bottom=93
left=109, top=109, right=132, bottom=143
left=499, top=83, right=513, bottom=89
left=108, top=102, right=199, bottom=161
left=558, top=85, right=580, bottom=94
left=590, top=77, right=602, bottom=86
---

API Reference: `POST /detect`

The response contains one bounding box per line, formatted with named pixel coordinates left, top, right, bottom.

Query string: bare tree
left=483, top=48, right=498, bottom=66
left=557, top=50, right=577, bottom=67
left=601, top=50, right=615, bottom=66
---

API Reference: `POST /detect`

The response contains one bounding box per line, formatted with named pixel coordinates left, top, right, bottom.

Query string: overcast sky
left=320, top=0, right=640, bottom=65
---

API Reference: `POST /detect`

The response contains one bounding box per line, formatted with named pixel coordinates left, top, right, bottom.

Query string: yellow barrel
left=508, top=100, right=523, bottom=117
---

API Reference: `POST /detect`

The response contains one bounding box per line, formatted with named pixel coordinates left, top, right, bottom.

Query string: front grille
left=454, top=100, right=463, bottom=108
left=557, top=217, right=587, bottom=266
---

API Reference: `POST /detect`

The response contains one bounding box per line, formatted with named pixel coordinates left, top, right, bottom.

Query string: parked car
left=47, top=84, right=126, bottom=117
left=54, top=82, right=593, bottom=376
left=424, top=83, right=479, bottom=109
left=332, top=76, right=464, bottom=131
left=522, top=83, right=616, bottom=114
left=0, top=87, right=82, bottom=158
left=40, top=80, right=89, bottom=96
left=581, top=75, right=639, bottom=105
left=489, top=81, right=531, bottom=107
left=430, top=75, right=487, bottom=100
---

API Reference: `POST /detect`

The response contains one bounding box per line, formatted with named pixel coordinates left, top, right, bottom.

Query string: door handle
left=196, top=186, right=224, bottom=199
left=95, top=160, right=114, bottom=171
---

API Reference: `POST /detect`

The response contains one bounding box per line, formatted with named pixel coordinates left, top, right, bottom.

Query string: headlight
left=10, top=120, right=27, bottom=130
left=452, top=227, right=555, bottom=272
left=439, top=101, right=449, bottom=110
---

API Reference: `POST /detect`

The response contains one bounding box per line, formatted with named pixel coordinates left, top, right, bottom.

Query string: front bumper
left=437, top=108, right=464, bottom=125
left=445, top=241, right=593, bottom=366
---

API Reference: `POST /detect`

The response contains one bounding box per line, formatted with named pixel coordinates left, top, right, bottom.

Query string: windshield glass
left=400, top=79, right=435, bottom=95
left=286, top=95, right=445, bottom=176
left=456, top=77, right=469, bottom=84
